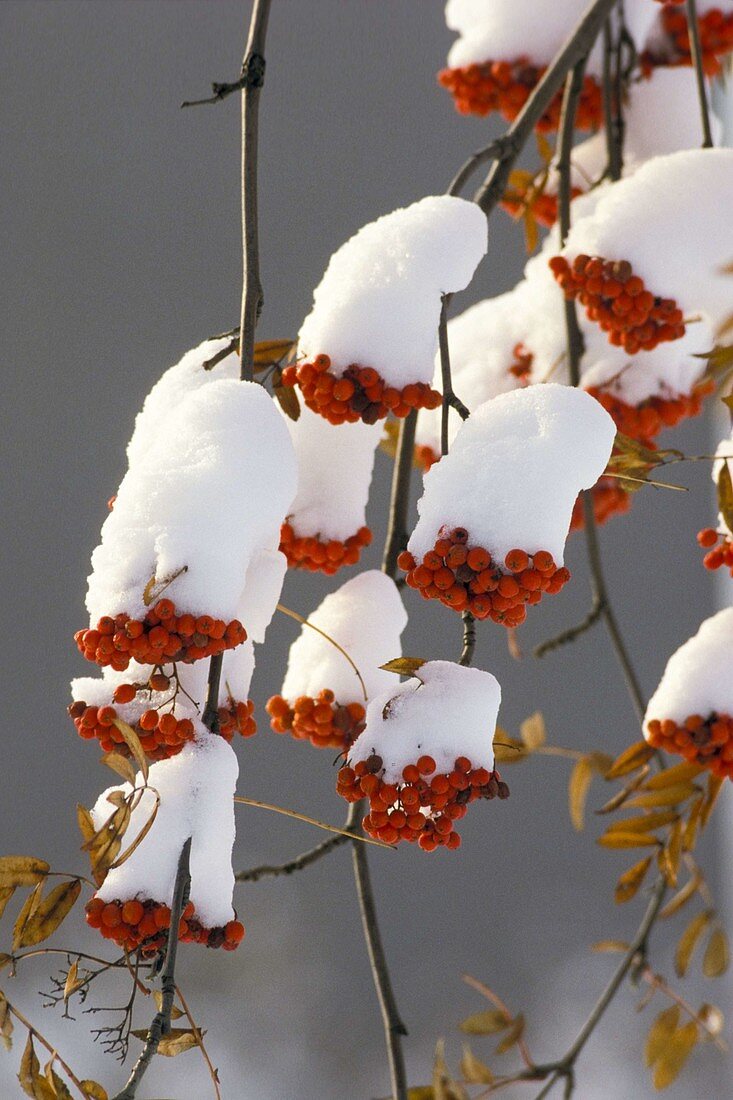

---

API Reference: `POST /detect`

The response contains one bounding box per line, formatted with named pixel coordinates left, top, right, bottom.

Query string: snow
left=444, top=0, right=657, bottom=75
left=415, top=286, right=533, bottom=458
left=93, top=730, right=238, bottom=928
left=127, top=338, right=240, bottom=468
left=280, top=570, right=408, bottom=705
left=408, top=384, right=616, bottom=565
left=297, top=196, right=487, bottom=389
left=86, top=379, right=297, bottom=624
left=284, top=404, right=381, bottom=541
left=645, top=608, right=733, bottom=729
left=558, top=149, right=733, bottom=330
left=349, top=660, right=500, bottom=782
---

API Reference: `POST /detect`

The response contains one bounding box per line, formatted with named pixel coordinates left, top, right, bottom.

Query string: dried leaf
left=522, top=207, right=539, bottom=254
left=0, top=887, right=14, bottom=922
left=569, top=757, right=594, bottom=832
left=698, top=1003, right=724, bottom=1036
left=253, top=338, right=294, bottom=366
left=19, top=1033, right=56, bottom=1099
left=406, top=1089, right=435, bottom=1100
left=520, top=711, right=546, bottom=751
left=63, top=961, right=81, bottom=1004
left=100, top=753, right=137, bottom=786
left=644, top=762, right=705, bottom=791
left=663, top=820, right=684, bottom=887
left=591, top=940, right=630, bottom=953
left=700, top=775, right=724, bottom=831
left=13, top=883, right=44, bottom=952
left=645, top=1005, right=680, bottom=1068
left=0, top=858, right=49, bottom=890
left=717, top=460, right=733, bottom=535
left=596, top=768, right=650, bottom=814
left=379, top=658, right=426, bottom=677
left=76, top=805, right=96, bottom=846
left=0, top=990, right=13, bottom=1051
left=652, top=1021, right=698, bottom=1090
left=606, top=810, right=679, bottom=835
left=44, top=1062, right=72, bottom=1100
left=153, top=991, right=184, bottom=1020
left=379, top=420, right=399, bottom=460
left=109, top=793, right=159, bottom=870
left=432, top=1038, right=469, bottom=1100
left=0, top=955, right=11, bottom=973
left=15, top=880, right=81, bottom=949
left=702, top=928, right=729, bottom=978
left=588, top=751, right=614, bottom=776
left=661, top=875, right=701, bottom=920
left=495, top=1013, right=525, bottom=1056
left=697, top=342, right=733, bottom=383
left=156, top=1029, right=200, bottom=1058
left=459, top=1044, right=493, bottom=1085
left=598, top=832, right=660, bottom=850
left=676, top=911, right=712, bottom=977
left=492, top=731, right=527, bottom=765
left=615, top=856, right=652, bottom=905
left=458, top=1009, right=509, bottom=1036
left=84, top=804, right=131, bottom=886
left=626, top=784, right=698, bottom=810
left=79, top=1083, right=108, bottom=1100
left=272, top=368, right=300, bottom=421
left=683, top=796, right=704, bottom=853
left=110, top=719, right=148, bottom=783
left=606, top=741, right=655, bottom=780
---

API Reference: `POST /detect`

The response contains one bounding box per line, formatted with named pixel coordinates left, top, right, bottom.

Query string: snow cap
left=645, top=609, right=733, bottom=730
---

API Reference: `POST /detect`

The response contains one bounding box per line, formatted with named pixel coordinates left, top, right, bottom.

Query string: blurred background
left=1, top=2, right=731, bottom=1097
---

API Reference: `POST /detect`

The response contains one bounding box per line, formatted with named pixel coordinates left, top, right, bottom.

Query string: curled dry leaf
left=495, top=1013, right=525, bottom=1056
left=606, top=811, right=679, bottom=835
left=660, top=874, right=701, bottom=920
left=597, top=833, right=660, bottom=850
left=19, top=1033, right=56, bottom=1100
left=79, top=1083, right=108, bottom=1100
left=520, top=711, right=546, bottom=752
left=569, top=756, right=594, bottom=832
left=380, top=657, right=426, bottom=677
left=591, top=940, right=630, bottom=953
left=101, top=753, right=137, bottom=787
left=615, top=856, right=652, bottom=905
left=652, top=1021, right=698, bottom=1090
left=0, top=990, right=13, bottom=1052
left=0, top=888, right=14, bottom=922
left=0, top=858, right=49, bottom=890
left=493, top=728, right=527, bottom=765
left=645, top=1005, right=680, bottom=1069
left=675, top=911, right=712, bottom=978
left=458, top=1009, right=509, bottom=1036
left=606, top=741, right=656, bottom=781
left=702, top=928, right=729, bottom=979
left=13, top=883, right=44, bottom=953
left=644, top=762, right=705, bottom=791
left=14, top=880, right=81, bottom=949
left=459, top=1044, right=493, bottom=1085
left=110, top=719, right=148, bottom=783
left=625, top=784, right=698, bottom=810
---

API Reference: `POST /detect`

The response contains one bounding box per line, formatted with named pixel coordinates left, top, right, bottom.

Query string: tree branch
left=438, top=294, right=469, bottom=457
left=234, top=830, right=351, bottom=883
left=459, top=610, right=476, bottom=667
left=111, top=838, right=192, bottom=1100
left=685, top=0, right=715, bottom=148
left=473, top=0, right=618, bottom=216
left=382, top=409, right=417, bottom=577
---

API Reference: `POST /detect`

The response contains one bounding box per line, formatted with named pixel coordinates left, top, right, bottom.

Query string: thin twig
left=473, top=0, right=618, bottom=215
left=534, top=593, right=604, bottom=658
left=685, top=0, right=715, bottom=148
left=175, top=983, right=223, bottom=1100
left=462, top=974, right=535, bottom=1069
left=639, top=966, right=728, bottom=1052
left=111, top=838, right=192, bottom=1100
left=232, top=795, right=391, bottom=849
left=382, top=410, right=417, bottom=577
left=459, top=610, right=476, bottom=667
left=601, top=19, right=622, bottom=181
left=438, top=294, right=469, bottom=457
left=235, top=830, right=351, bottom=883
left=276, top=602, right=367, bottom=701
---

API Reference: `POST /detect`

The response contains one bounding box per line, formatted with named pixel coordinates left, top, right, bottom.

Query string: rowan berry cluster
left=398, top=528, right=569, bottom=627
left=279, top=521, right=372, bottom=575
left=68, top=698, right=196, bottom=762
left=280, top=354, right=442, bottom=426
left=218, top=698, right=257, bottom=741
left=501, top=189, right=581, bottom=230
left=586, top=382, right=712, bottom=446
left=336, top=752, right=509, bottom=851
left=646, top=712, right=733, bottom=779
left=658, top=4, right=733, bottom=75
left=267, top=690, right=366, bottom=751
left=549, top=255, right=686, bottom=354
left=697, top=527, right=733, bottom=573
left=438, top=61, right=602, bottom=131
left=75, top=599, right=247, bottom=671
left=569, top=479, right=632, bottom=532
left=85, top=896, right=245, bottom=954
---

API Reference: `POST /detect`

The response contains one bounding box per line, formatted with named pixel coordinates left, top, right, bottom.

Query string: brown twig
left=601, top=19, right=622, bottom=182
left=639, top=965, right=728, bottom=1052
left=175, top=982, right=223, bottom=1100
left=438, top=294, right=469, bottom=458
left=685, top=0, right=715, bottom=148
left=111, top=838, right=192, bottom=1100
left=459, top=610, right=476, bottom=667
left=5, top=998, right=91, bottom=1098
left=462, top=974, right=535, bottom=1069
left=382, top=410, right=417, bottom=578
left=235, top=830, right=351, bottom=883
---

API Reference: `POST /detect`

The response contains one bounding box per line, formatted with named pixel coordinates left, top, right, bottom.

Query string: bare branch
left=685, top=0, right=715, bottom=148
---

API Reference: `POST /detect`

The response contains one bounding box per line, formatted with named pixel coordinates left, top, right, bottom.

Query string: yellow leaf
left=80, top=1083, right=108, bottom=1100
left=676, top=911, right=712, bottom=977
left=700, top=775, right=724, bottom=831
left=0, top=887, right=14, bottom=921
left=591, top=940, right=630, bottom=953
left=597, top=833, right=660, bottom=850
left=523, top=207, right=539, bottom=254
left=253, top=338, right=295, bottom=366
left=459, top=1044, right=493, bottom=1085
left=568, top=757, right=594, bottom=832
left=458, top=1009, right=509, bottom=1035
left=588, top=751, right=614, bottom=777
left=605, top=741, right=655, bottom=780
left=652, top=1021, right=698, bottom=1090
left=702, top=928, right=729, bottom=978
left=596, top=768, right=650, bottom=814
left=492, top=731, right=527, bottom=765
left=13, top=883, right=44, bottom=952
left=520, top=711, right=546, bottom=752
left=645, top=1005, right=680, bottom=1068
left=626, top=784, right=697, bottom=810
left=0, top=954, right=11, bottom=973
left=19, top=1034, right=56, bottom=1099
left=406, top=1090, right=435, bottom=1100
left=432, top=1038, right=469, bottom=1100
left=606, top=811, right=679, bottom=835
left=44, top=1062, right=72, bottom=1099
left=536, top=132, right=555, bottom=165
left=76, top=805, right=96, bottom=846
left=272, top=368, right=301, bottom=421
left=614, top=856, right=652, bottom=904
left=379, top=658, right=426, bottom=677
left=0, top=990, right=13, bottom=1051
left=109, top=793, right=159, bottom=870
left=717, top=460, right=733, bottom=537
left=110, top=719, right=148, bottom=783
left=100, top=753, right=137, bottom=786
left=15, top=880, right=81, bottom=949
left=152, top=990, right=184, bottom=1020
left=0, top=857, right=49, bottom=890
left=683, top=796, right=704, bottom=853
left=495, top=1013, right=525, bottom=1056
left=379, top=420, right=399, bottom=461
left=156, top=1029, right=200, bottom=1058
left=660, top=875, right=701, bottom=920
left=663, top=820, right=684, bottom=887
left=644, top=762, right=705, bottom=790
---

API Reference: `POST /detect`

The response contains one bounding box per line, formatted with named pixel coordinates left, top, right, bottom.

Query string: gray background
left=1, top=2, right=731, bottom=1098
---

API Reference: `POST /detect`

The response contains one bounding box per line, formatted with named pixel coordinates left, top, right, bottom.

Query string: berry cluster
left=508, top=341, right=534, bottom=383
left=569, top=479, right=632, bottom=532
left=336, top=753, right=509, bottom=851
left=646, top=712, right=733, bottom=779
left=697, top=527, right=733, bottom=574
left=280, top=354, right=442, bottom=426
left=85, top=897, right=245, bottom=954
left=549, top=255, right=686, bottom=354
left=68, top=699, right=196, bottom=761
left=280, top=521, right=372, bottom=575
left=218, top=698, right=257, bottom=741
left=75, top=599, right=247, bottom=671
left=267, top=690, right=366, bottom=751
left=501, top=188, right=581, bottom=230
left=398, top=528, right=569, bottom=627
left=587, top=382, right=712, bottom=446
left=660, top=5, right=733, bottom=75
left=438, top=61, right=602, bottom=131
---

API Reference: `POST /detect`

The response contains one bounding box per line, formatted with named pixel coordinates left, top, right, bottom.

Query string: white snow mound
left=645, top=608, right=733, bottom=730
